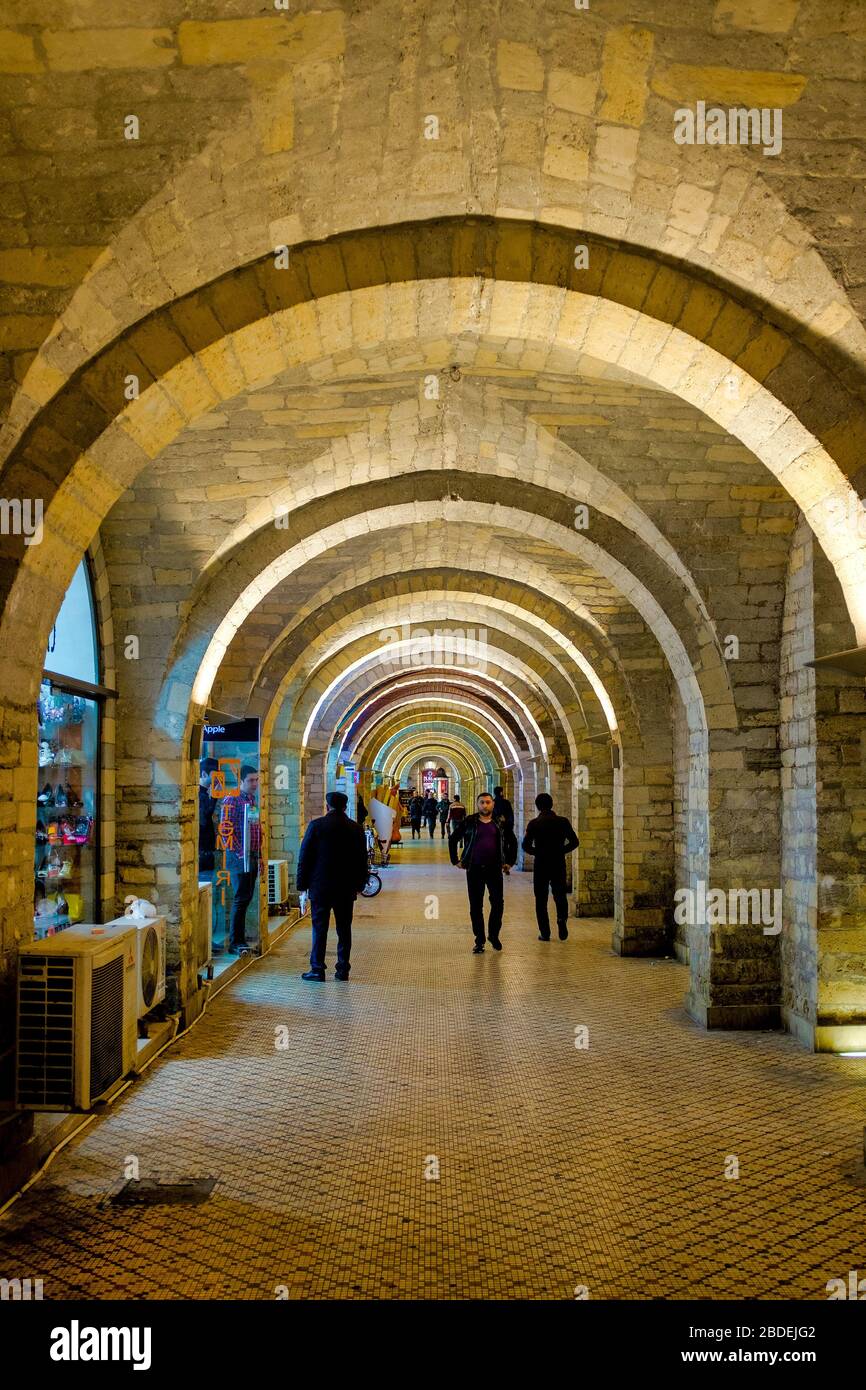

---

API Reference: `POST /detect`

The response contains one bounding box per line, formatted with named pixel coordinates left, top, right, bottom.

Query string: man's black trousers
left=229, top=868, right=258, bottom=946
left=310, top=894, right=354, bottom=973
left=466, top=864, right=504, bottom=944
left=533, top=862, right=568, bottom=938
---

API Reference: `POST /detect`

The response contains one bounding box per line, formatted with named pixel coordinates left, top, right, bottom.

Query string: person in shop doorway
left=436, top=792, right=450, bottom=838
left=222, top=764, right=262, bottom=954
left=409, top=790, right=425, bottom=839
left=198, top=757, right=219, bottom=879
left=449, top=791, right=518, bottom=953
left=492, top=785, right=515, bottom=832
left=297, top=790, right=369, bottom=982
left=522, top=793, right=578, bottom=941
left=423, top=791, right=438, bottom=839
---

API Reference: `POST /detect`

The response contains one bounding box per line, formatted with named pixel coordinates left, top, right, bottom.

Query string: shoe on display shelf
left=71, top=815, right=92, bottom=844
left=57, top=816, right=73, bottom=843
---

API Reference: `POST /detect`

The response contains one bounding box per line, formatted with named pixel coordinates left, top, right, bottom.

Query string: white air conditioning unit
left=106, top=913, right=166, bottom=1019
left=16, top=924, right=137, bottom=1112
left=268, top=859, right=289, bottom=906
left=196, top=880, right=213, bottom=972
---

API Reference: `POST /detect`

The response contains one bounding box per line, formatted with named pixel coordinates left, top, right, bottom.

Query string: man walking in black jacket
left=449, top=791, right=518, bottom=953
left=521, top=793, right=578, bottom=941
left=297, top=791, right=368, bottom=981
left=408, top=791, right=425, bottom=839
left=422, top=791, right=438, bottom=839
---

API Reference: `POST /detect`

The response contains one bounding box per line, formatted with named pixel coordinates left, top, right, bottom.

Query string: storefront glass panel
left=198, top=719, right=261, bottom=952
left=34, top=682, right=99, bottom=937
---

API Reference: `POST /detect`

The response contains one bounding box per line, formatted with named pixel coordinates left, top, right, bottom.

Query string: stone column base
left=687, top=993, right=781, bottom=1030
left=611, top=910, right=668, bottom=956
left=783, top=1009, right=866, bottom=1053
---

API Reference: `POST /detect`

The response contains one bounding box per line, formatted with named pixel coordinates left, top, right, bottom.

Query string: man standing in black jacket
left=297, top=791, right=369, bottom=982
left=198, top=758, right=219, bottom=876
left=408, top=791, right=425, bottom=839
left=492, top=785, right=515, bottom=831
left=449, top=791, right=518, bottom=953
left=521, top=793, right=578, bottom=942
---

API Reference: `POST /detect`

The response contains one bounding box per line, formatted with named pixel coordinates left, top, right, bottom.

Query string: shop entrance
left=198, top=718, right=261, bottom=956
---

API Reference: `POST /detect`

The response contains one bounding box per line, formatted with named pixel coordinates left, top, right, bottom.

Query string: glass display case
left=34, top=680, right=99, bottom=937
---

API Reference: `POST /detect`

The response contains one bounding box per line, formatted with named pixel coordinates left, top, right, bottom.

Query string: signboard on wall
left=202, top=718, right=260, bottom=744
left=421, top=769, right=448, bottom=797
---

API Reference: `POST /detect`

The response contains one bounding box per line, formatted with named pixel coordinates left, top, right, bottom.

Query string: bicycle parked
left=361, top=828, right=382, bottom=897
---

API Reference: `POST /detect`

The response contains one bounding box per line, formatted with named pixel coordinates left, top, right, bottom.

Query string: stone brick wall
left=5, top=0, right=863, bottom=444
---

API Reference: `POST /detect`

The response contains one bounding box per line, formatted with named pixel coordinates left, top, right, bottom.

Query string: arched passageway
left=1, top=0, right=865, bottom=1314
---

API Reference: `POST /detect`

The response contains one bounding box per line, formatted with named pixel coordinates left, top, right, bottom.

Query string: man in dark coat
left=409, top=791, right=425, bottom=839
left=422, top=792, right=438, bottom=839
left=492, top=785, right=515, bottom=831
left=449, top=791, right=518, bottom=953
left=521, top=793, right=578, bottom=941
left=297, top=791, right=369, bottom=981
left=198, top=758, right=219, bottom=875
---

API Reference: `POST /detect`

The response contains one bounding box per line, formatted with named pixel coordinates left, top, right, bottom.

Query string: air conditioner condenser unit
left=268, top=859, right=289, bottom=906
left=16, top=924, right=137, bottom=1112
left=106, top=913, right=167, bottom=1020
left=196, top=880, right=213, bottom=972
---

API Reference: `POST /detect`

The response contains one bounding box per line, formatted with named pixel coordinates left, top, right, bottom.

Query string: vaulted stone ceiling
left=2, top=0, right=866, bottom=423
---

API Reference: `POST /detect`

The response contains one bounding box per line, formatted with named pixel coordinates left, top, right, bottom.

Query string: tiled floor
left=1, top=839, right=865, bottom=1299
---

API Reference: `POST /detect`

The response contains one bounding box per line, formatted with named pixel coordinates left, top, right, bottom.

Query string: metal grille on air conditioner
left=90, top=954, right=123, bottom=1102
left=268, top=859, right=289, bottom=905
left=16, top=926, right=137, bottom=1112
left=16, top=955, right=75, bottom=1108
left=138, top=925, right=160, bottom=1011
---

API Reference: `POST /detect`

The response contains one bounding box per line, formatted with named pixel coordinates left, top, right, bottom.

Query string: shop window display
left=34, top=683, right=98, bottom=936
left=33, top=559, right=103, bottom=938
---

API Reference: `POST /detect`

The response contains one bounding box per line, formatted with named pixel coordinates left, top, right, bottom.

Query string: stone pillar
left=575, top=736, right=614, bottom=917
left=684, top=730, right=782, bottom=1030
left=779, top=516, right=817, bottom=1045
left=269, top=739, right=303, bottom=900
left=681, top=565, right=787, bottom=1029
left=779, top=522, right=866, bottom=1050
left=612, top=729, right=674, bottom=956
